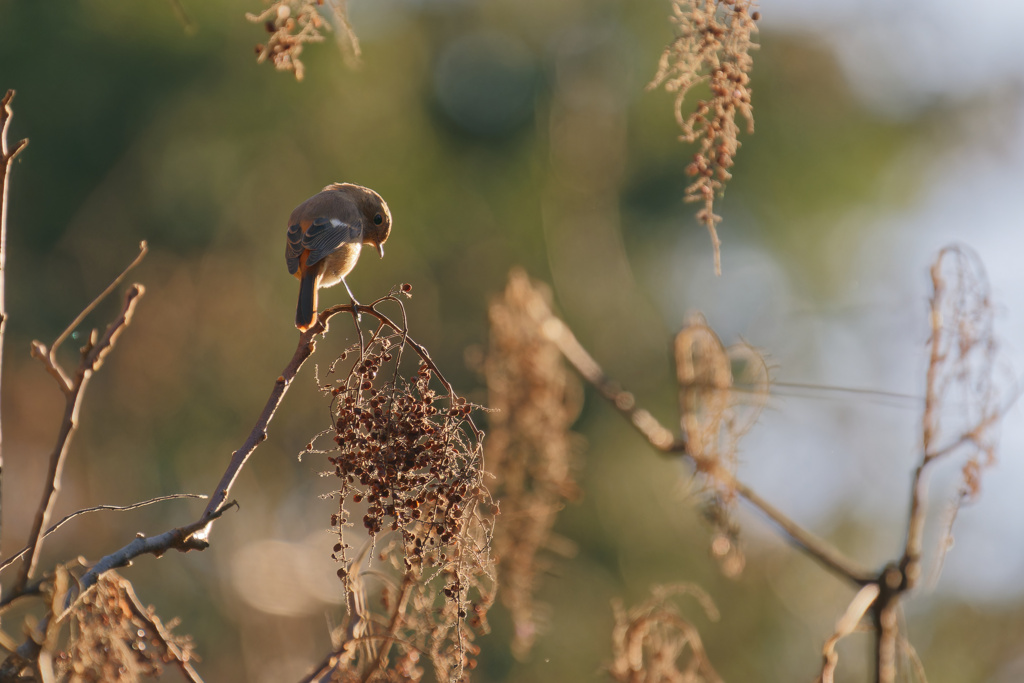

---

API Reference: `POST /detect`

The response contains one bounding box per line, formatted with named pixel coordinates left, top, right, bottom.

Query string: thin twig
left=12, top=283, right=145, bottom=597
left=49, top=241, right=147, bottom=360
left=72, top=500, right=236, bottom=606
left=196, top=320, right=323, bottom=524
left=364, top=571, right=415, bottom=683
left=0, top=577, right=45, bottom=613
left=120, top=576, right=204, bottom=683
left=299, top=634, right=422, bottom=683
left=201, top=295, right=447, bottom=532
left=0, top=493, right=206, bottom=573
left=0, top=88, right=30, bottom=557
left=12, top=501, right=236, bottom=665
left=728, top=476, right=873, bottom=584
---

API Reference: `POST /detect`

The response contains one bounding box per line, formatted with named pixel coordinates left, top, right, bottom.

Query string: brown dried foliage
left=248, top=0, right=361, bottom=81
left=55, top=571, right=196, bottom=682
left=922, top=245, right=1001, bottom=498
left=484, top=269, right=582, bottom=659
left=649, top=0, right=759, bottom=275
left=675, top=313, right=767, bottom=576
left=912, top=245, right=1009, bottom=589
left=609, top=585, right=723, bottom=683
left=309, top=310, right=494, bottom=682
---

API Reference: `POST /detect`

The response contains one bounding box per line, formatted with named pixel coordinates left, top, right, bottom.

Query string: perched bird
left=285, top=183, right=392, bottom=330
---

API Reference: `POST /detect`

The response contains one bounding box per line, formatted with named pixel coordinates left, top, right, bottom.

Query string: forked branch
left=11, top=272, right=146, bottom=597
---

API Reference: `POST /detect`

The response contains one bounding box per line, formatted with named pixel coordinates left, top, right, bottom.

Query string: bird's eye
left=373, top=213, right=384, bottom=226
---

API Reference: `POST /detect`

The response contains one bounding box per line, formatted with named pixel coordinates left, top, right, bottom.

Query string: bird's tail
left=296, top=270, right=319, bottom=330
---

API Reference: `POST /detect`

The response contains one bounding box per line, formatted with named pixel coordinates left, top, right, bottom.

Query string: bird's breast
left=318, top=243, right=362, bottom=287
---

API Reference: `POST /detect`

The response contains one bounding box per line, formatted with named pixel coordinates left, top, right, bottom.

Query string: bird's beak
left=376, top=244, right=385, bottom=259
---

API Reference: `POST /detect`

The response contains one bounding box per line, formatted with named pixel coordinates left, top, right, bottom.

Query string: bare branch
left=0, top=494, right=206, bottom=573
left=120, top=577, right=204, bottom=683
left=50, top=240, right=148, bottom=360
left=536, top=313, right=677, bottom=451
left=902, top=245, right=1004, bottom=592
left=12, top=283, right=145, bottom=596
left=0, top=88, right=30, bottom=556
left=202, top=293, right=449, bottom=534
left=526, top=286, right=873, bottom=585
left=72, top=500, right=236, bottom=606
left=726, top=475, right=873, bottom=584
left=8, top=501, right=233, bottom=666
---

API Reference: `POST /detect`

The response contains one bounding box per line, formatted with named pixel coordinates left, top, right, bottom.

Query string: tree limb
left=530, top=296, right=874, bottom=586
left=0, top=493, right=206, bottom=573
left=0, top=88, right=30, bottom=556
left=11, top=282, right=145, bottom=596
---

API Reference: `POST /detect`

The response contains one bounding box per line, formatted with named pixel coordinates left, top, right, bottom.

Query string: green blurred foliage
left=0, top=1, right=1017, bottom=682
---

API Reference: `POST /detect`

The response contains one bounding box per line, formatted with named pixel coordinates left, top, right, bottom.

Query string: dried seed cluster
left=648, top=0, right=759, bottom=274
left=675, top=313, right=767, bottom=576
left=56, top=572, right=195, bottom=682
left=312, top=324, right=495, bottom=682
left=326, top=343, right=486, bottom=569
left=485, top=269, right=581, bottom=658
left=609, top=585, right=722, bottom=683
left=248, top=0, right=361, bottom=80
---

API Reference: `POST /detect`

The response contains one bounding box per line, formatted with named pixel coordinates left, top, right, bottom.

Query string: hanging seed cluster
left=56, top=572, right=195, bottom=682
left=648, top=0, right=759, bottom=274
left=485, top=269, right=582, bottom=658
left=248, top=0, right=361, bottom=82
left=315, top=326, right=495, bottom=682
left=323, top=335, right=491, bottom=573
left=609, top=585, right=722, bottom=683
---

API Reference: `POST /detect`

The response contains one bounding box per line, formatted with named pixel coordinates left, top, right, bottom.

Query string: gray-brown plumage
left=286, top=183, right=392, bottom=330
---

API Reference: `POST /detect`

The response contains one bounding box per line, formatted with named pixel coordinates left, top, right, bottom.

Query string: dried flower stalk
left=609, top=585, right=723, bottom=683
left=485, top=269, right=582, bottom=658
left=248, top=0, right=361, bottom=81
left=649, top=0, right=759, bottom=274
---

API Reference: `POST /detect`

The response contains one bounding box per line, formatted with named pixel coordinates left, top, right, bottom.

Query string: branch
left=727, top=475, right=873, bottom=584
left=11, top=502, right=235, bottom=665
left=321, top=297, right=458, bottom=398
left=8, top=290, right=437, bottom=671
left=120, top=573, right=204, bottom=683
left=12, top=282, right=145, bottom=596
left=298, top=572, right=417, bottom=683
left=0, top=494, right=206, bottom=573
left=531, top=300, right=874, bottom=585
left=815, top=583, right=880, bottom=683
left=196, top=321, right=321, bottom=524
left=200, top=294, right=458, bottom=529
left=0, top=88, right=30, bottom=557
left=50, top=241, right=148, bottom=361
left=72, top=500, right=236, bottom=609
left=533, top=314, right=677, bottom=451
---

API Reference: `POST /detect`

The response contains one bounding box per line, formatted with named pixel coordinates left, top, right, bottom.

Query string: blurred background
left=2, top=0, right=1024, bottom=681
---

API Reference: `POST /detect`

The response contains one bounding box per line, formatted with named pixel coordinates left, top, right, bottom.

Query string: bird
left=285, top=183, right=392, bottom=330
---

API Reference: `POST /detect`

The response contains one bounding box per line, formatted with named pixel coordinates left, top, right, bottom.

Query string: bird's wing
left=286, top=217, right=363, bottom=273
